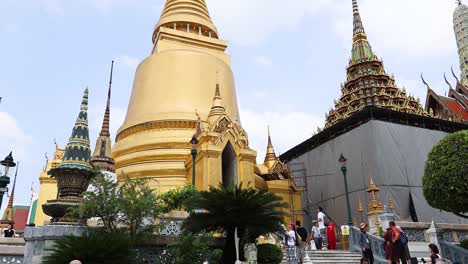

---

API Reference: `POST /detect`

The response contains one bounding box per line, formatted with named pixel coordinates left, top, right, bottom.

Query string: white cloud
left=332, top=0, right=456, bottom=57
left=207, top=0, right=331, bottom=46
left=40, top=0, right=65, bottom=16
left=0, top=112, right=34, bottom=163
left=253, top=56, right=273, bottom=67
left=116, top=55, right=140, bottom=71
left=240, top=110, right=323, bottom=163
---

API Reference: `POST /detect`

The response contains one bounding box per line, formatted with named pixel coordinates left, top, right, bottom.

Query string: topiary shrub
left=423, top=130, right=468, bottom=218
left=460, top=239, right=468, bottom=250
left=257, top=244, right=283, bottom=264
left=43, top=230, right=134, bottom=264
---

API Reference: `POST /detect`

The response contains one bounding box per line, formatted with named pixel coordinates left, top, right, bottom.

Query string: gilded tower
left=113, top=0, right=246, bottom=191
left=454, top=1, right=468, bottom=85
left=91, top=62, right=115, bottom=173
left=325, top=0, right=425, bottom=128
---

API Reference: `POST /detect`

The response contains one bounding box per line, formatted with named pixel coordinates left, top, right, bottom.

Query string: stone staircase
left=282, top=250, right=362, bottom=264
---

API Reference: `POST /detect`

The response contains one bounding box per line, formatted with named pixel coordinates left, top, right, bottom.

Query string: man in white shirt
left=313, top=207, right=327, bottom=248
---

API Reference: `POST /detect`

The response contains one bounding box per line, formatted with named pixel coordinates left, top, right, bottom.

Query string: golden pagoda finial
left=154, top=0, right=218, bottom=42
left=208, top=81, right=225, bottom=119
left=264, top=125, right=277, bottom=169
left=387, top=192, right=394, bottom=209
left=367, top=177, right=383, bottom=214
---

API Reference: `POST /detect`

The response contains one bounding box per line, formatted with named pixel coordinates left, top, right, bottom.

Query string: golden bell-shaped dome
left=153, top=0, right=218, bottom=42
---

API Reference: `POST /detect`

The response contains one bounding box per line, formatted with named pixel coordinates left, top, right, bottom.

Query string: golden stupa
left=113, top=0, right=303, bottom=222
left=113, top=0, right=243, bottom=191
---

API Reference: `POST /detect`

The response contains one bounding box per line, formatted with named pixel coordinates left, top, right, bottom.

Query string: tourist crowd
left=282, top=207, right=454, bottom=264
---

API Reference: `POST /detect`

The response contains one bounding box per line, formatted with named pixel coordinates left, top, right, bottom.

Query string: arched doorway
left=222, top=142, right=237, bottom=188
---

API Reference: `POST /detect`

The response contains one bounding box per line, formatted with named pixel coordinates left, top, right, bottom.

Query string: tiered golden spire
left=207, top=82, right=226, bottom=124
left=367, top=177, right=383, bottom=214
left=387, top=192, right=394, bottom=210
left=264, top=126, right=278, bottom=169
left=154, top=0, right=218, bottom=41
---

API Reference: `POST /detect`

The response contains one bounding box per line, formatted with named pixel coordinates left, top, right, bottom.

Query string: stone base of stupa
left=23, top=225, right=86, bottom=264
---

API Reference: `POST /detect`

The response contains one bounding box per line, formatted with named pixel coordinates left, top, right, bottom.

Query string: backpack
left=400, top=230, right=408, bottom=244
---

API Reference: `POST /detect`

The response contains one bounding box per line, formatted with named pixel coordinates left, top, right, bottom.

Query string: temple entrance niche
left=222, top=142, right=237, bottom=188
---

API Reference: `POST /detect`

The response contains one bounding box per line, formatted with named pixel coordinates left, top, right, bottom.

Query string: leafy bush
left=423, top=130, right=468, bottom=217
left=171, top=233, right=211, bottom=264
left=160, top=184, right=198, bottom=213
left=43, top=230, right=133, bottom=264
left=79, top=173, right=163, bottom=243
left=460, top=239, right=468, bottom=250
left=208, top=249, right=223, bottom=264
left=257, top=244, right=283, bottom=264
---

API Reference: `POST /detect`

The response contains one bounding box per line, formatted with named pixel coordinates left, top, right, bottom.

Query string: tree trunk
left=222, top=229, right=236, bottom=264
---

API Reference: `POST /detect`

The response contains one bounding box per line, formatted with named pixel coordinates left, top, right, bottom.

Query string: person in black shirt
left=295, top=220, right=308, bottom=264
left=4, top=224, right=15, bottom=238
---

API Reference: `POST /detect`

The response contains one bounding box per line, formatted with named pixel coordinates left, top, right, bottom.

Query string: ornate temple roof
left=325, top=0, right=425, bottom=128
left=56, top=88, right=93, bottom=172
left=153, top=0, right=218, bottom=42
left=92, top=62, right=116, bottom=173
left=424, top=70, right=468, bottom=122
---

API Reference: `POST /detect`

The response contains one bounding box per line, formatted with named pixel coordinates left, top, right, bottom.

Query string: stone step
left=282, top=250, right=362, bottom=264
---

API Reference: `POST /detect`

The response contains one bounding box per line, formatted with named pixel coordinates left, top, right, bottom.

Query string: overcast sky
left=0, top=0, right=461, bottom=208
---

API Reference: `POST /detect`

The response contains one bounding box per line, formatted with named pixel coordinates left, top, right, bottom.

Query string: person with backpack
left=359, top=223, right=374, bottom=264
left=296, top=221, right=308, bottom=263
left=397, top=226, right=411, bottom=263
left=284, top=223, right=299, bottom=264
left=389, top=221, right=407, bottom=264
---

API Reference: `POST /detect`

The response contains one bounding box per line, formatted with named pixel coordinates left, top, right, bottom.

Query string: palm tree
left=183, top=183, right=287, bottom=264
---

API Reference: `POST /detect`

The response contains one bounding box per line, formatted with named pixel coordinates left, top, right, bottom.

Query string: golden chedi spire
left=153, top=0, right=218, bottom=42
left=92, top=61, right=115, bottom=173
left=264, top=126, right=277, bottom=169
left=113, top=0, right=244, bottom=192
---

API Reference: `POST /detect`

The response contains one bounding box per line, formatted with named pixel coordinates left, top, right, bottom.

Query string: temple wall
left=287, top=120, right=467, bottom=230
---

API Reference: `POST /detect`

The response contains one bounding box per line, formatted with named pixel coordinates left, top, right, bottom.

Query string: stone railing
left=397, top=221, right=468, bottom=243
left=439, top=241, right=468, bottom=264
left=0, top=238, right=25, bottom=264
left=349, top=226, right=387, bottom=264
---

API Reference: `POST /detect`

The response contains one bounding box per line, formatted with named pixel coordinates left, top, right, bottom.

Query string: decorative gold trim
left=116, top=120, right=198, bottom=141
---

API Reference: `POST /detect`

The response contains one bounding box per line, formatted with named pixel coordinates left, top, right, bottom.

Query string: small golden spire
left=358, top=196, right=364, bottom=212
left=387, top=192, right=394, bottom=209
left=264, top=125, right=277, bottom=169
left=367, top=177, right=383, bottom=214
left=208, top=82, right=226, bottom=121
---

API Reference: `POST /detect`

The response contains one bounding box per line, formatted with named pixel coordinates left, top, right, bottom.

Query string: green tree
left=159, top=184, right=199, bottom=213
left=423, top=130, right=468, bottom=218
left=257, top=244, right=283, bottom=264
left=119, top=176, right=163, bottom=240
left=79, top=174, right=163, bottom=242
left=80, top=173, right=120, bottom=232
left=183, top=183, right=287, bottom=264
